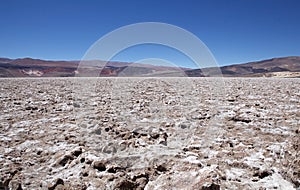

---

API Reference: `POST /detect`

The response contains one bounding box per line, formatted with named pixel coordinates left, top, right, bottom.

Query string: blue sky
left=0, top=0, right=299, bottom=67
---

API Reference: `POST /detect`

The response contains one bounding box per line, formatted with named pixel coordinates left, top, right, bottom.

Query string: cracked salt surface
left=0, top=77, right=299, bottom=189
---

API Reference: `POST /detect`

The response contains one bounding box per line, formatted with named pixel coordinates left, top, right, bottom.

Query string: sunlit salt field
left=0, top=77, right=299, bottom=189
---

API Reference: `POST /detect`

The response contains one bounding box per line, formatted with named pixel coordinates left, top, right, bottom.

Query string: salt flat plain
left=0, top=77, right=299, bottom=190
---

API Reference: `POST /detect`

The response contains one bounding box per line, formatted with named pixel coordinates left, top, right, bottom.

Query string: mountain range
left=0, top=56, right=299, bottom=78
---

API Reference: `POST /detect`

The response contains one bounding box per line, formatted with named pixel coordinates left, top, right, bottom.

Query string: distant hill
left=0, top=58, right=188, bottom=77
left=0, top=56, right=299, bottom=78
left=185, top=56, right=300, bottom=78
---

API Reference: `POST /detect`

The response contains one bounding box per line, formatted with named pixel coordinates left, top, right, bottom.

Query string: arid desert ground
left=0, top=77, right=299, bottom=190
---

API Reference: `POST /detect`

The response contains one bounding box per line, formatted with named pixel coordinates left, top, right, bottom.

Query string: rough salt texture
left=0, top=77, right=299, bottom=190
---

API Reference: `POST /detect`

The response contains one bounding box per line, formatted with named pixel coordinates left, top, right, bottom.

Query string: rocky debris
left=55, top=147, right=83, bottom=167
left=57, top=154, right=73, bottom=167
left=253, top=170, right=273, bottom=179
left=229, top=115, right=252, bottom=123
left=115, top=179, right=136, bottom=190
left=201, top=183, right=220, bottom=190
left=48, top=178, right=64, bottom=190
left=93, top=161, right=107, bottom=172
left=0, top=78, right=299, bottom=189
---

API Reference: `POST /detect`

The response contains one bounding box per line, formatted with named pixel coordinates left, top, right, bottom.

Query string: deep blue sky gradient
left=0, top=0, right=299, bottom=67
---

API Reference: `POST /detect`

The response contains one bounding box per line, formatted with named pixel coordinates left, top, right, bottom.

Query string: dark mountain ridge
left=0, top=56, right=299, bottom=78
left=186, top=56, right=300, bottom=77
